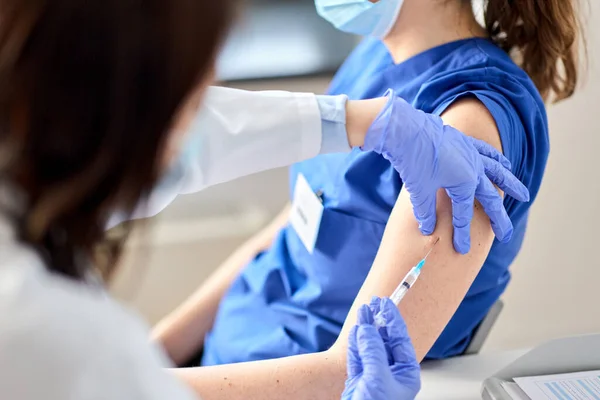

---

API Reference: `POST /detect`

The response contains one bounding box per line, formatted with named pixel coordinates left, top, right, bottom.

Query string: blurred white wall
left=485, top=2, right=600, bottom=350
left=113, top=4, right=600, bottom=351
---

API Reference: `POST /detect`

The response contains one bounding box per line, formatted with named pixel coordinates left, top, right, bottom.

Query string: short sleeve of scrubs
left=411, top=61, right=548, bottom=217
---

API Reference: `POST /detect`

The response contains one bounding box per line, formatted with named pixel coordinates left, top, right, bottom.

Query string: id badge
left=289, top=173, right=324, bottom=254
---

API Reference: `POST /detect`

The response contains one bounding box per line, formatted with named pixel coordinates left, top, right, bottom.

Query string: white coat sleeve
left=108, top=86, right=348, bottom=228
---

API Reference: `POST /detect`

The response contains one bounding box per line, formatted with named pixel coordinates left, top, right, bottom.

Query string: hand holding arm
left=362, top=91, right=529, bottom=253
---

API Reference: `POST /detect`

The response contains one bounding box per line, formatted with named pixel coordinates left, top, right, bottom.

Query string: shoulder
left=0, top=253, right=195, bottom=400
left=417, top=40, right=549, bottom=190
left=418, top=39, right=545, bottom=116
left=440, top=97, right=503, bottom=152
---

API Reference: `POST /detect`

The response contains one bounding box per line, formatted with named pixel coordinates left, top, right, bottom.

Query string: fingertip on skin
left=453, top=223, right=472, bottom=254
left=453, top=234, right=470, bottom=255
left=500, top=226, right=514, bottom=243
left=418, top=217, right=436, bottom=236
left=419, top=225, right=434, bottom=236
left=489, top=209, right=514, bottom=244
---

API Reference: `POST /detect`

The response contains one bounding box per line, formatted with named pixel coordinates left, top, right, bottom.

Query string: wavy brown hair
left=0, top=0, right=234, bottom=280
left=484, top=0, right=583, bottom=102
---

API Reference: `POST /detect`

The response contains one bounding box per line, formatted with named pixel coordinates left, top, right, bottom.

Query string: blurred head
left=0, top=0, right=235, bottom=280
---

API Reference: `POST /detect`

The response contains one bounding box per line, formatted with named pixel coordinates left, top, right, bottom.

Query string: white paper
left=514, top=370, right=600, bottom=400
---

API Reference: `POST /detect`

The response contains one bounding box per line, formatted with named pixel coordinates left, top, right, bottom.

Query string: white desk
left=417, top=350, right=528, bottom=399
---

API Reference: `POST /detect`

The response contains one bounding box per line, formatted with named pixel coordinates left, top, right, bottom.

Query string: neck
left=383, top=0, right=487, bottom=64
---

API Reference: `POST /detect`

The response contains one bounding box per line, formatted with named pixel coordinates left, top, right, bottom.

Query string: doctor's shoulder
left=0, top=248, right=197, bottom=400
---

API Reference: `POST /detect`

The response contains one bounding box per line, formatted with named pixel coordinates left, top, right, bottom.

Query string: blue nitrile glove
left=342, top=297, right=421, bottom=400
left=362, top=91, right=530, bottom=254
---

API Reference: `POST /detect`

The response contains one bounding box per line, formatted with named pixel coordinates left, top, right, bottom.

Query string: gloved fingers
left=369, top=296, right=382, bottom=316
left=357, top=304, right=375, bottom=326
left=378, top=298, right=418, bottom=365
left=446, top=188, right=476, bottom=254
left=357, top=324, right=391, bottom=373
left=377, top=298, right=404, bottom=336
left=475, top=178, right=514, bottom=243
left=411, top=191, right=438, bottom=236
left=347, top=325, right=363, bottom=378
left=482, top=157, right=530, bottom=202
left=390, top=363, right=422, bottom=393
left=467, top=136, right=511, bottom=169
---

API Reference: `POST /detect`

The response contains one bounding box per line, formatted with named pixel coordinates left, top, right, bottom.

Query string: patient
left=155, top=0, right=583, bottom=367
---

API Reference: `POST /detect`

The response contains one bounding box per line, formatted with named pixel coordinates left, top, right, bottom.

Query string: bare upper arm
left=442, top=97, right=503, bottom=154
left=336, top=97, right=504, bottom=360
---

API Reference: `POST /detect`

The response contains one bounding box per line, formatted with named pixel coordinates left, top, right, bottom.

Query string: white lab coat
left=109, top=86, right=324, bottom=228
left=0, top=87, right=338, bottom=400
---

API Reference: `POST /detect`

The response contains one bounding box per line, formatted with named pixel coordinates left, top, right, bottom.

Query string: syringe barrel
left=375, top=267, right=422, bottom=328
left=389, top=268, right=420, bottom=305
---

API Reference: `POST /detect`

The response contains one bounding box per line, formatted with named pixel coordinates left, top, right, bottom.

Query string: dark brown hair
left=484, top=0, right=583, bottom=102
left=0, top=0, right=234, bottom=280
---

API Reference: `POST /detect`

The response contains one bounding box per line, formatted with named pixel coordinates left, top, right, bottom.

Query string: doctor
left=0, top=0, right=526, bottom=399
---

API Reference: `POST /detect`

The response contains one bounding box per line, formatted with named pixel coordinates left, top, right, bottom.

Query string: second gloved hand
left=362, top=90, right=530, bottom=254
left=342, top=297, right=421, bottom=400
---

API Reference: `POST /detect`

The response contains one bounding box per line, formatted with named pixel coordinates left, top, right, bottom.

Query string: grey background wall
left=112, top=2, right=600, bottom=352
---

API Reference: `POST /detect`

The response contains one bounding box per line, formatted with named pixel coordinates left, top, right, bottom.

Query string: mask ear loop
left=376, top=0, right=405, bottom=39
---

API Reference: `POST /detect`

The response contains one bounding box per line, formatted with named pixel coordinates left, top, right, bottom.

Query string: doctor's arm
left=108, top=86, right=384, bottom=228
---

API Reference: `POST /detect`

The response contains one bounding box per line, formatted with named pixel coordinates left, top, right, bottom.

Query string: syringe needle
left=422, top=237, right=440, bottom=261
left=373, top=237, right=441, bottom=328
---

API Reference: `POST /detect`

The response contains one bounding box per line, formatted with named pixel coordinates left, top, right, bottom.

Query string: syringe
left=374, top=238, right=440, bottom=329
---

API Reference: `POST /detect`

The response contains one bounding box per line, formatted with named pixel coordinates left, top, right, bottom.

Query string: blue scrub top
left=203, top=37, right=549, bottom=365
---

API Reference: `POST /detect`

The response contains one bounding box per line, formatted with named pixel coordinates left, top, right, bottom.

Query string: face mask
left=315, top=0, right=405, bottom=38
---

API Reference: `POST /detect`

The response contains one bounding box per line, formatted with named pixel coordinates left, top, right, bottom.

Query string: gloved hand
left=362, top=90, right=530, bottom=254
left=342, top=297, right=421, bottom=400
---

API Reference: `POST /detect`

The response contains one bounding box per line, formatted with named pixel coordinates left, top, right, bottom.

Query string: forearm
left=153, top=205, right=291, bottom=365
left=173, top=350, right=345, bottom=400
